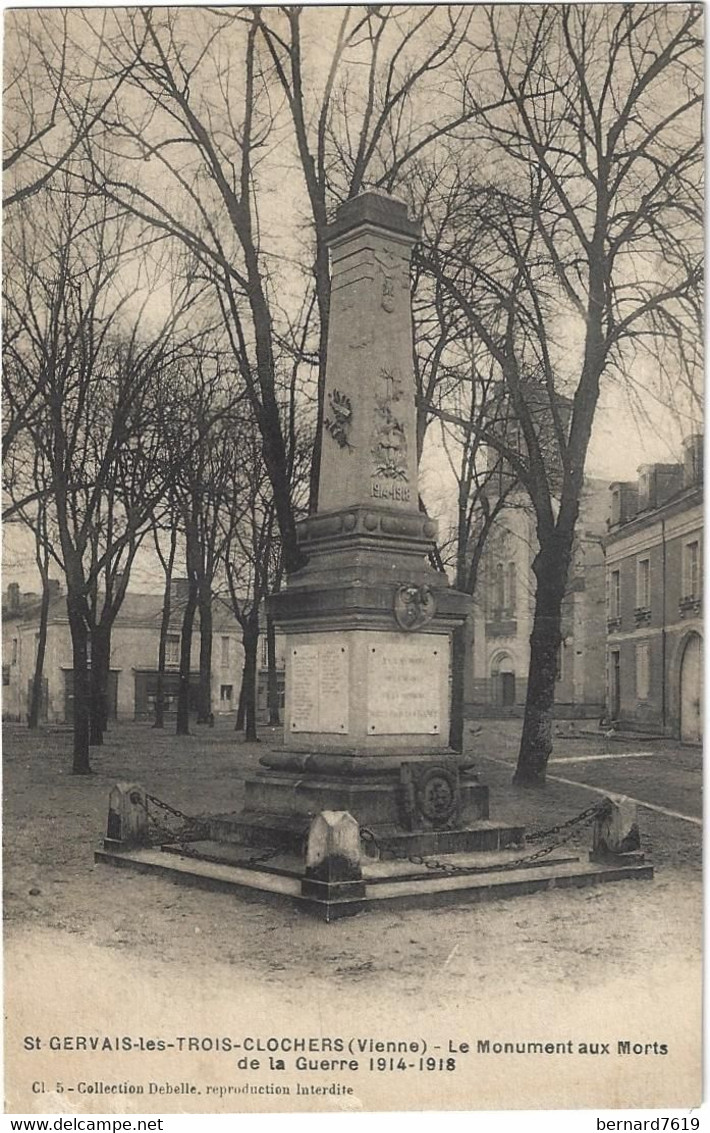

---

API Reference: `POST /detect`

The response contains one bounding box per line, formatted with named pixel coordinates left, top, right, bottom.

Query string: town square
left=2, top=2, right=703, bottom=1121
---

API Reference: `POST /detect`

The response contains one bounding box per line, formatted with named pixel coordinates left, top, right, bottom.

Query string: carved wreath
left=324, top=389, right=353, bottom=449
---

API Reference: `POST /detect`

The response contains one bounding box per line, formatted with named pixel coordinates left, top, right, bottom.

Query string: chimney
left=609, top=482, right=638, bottom=527
left=6, top=582, right=20, bottom=614
left=654, top=463, right=684, bottom=506
left=683, top=433, right=704, bottom=488
left=170, top=578, right=192, bottom=603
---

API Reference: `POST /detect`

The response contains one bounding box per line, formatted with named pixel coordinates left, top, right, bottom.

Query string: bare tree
left=3, top=10, right=132, bottom=210
left=419, top=4, right=702, bottom=783
left=3, top=180, right=199, bottom=770
left=68, top=3, right=507, bottom=575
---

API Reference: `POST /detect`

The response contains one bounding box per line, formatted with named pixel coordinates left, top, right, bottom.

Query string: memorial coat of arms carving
left=399, top=763, right=462, bottom=831
left=393, top=584, right=436, bottom=630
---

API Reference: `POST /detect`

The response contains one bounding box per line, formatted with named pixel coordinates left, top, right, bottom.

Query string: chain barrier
left=142, top=792, right=608, bottom=878
left=360, top=800, right=607, bottom=877
left=143, top=792, right=208, bottom=847
left=175, top=841, right=282, bottom=868
left=524, top=800, right=609, bottom=844
left=143, top=792, right=281, bottom=869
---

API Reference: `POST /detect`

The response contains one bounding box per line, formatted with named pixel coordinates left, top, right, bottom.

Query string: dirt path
left=3, top=721, right=702, bottom=1113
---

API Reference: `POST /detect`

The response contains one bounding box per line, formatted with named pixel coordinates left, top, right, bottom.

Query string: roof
left=4, top=590, right=241, bottom=633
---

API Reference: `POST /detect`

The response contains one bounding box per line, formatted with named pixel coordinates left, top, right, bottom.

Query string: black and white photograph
left=2, top=2, right=703, bottom=1121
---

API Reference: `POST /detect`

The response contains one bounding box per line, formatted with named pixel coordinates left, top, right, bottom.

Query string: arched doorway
left=680, top=632, right=703, bottom=743
left=491, top=653, right=516, bottom=708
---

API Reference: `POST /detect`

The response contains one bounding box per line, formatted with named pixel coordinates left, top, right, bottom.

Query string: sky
left=2, top=3, right=703, bottom=594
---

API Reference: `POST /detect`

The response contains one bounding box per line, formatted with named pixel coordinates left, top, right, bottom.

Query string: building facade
left=2, top=582, right=244, bottom=724
left=604, top=435, right=703, bottom=742
left=467, top=479, right=608, bottom=717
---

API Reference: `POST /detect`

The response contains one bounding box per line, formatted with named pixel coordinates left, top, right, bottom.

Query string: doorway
left=679, top=633, right=703, bottom=743
left=609, top=650, right=621, bottom=720
left=491, top=654, right=516, bottom=708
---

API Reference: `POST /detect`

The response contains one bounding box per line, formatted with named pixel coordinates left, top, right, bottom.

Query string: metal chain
left=360, top=801, right=607, bottom=877
left=176, top=842, right=282, bottom=868
left=143, top=792, right=281, bottom=868
left=143, top=793, right=209, bottom=847
left=524, top=800, right=609, bottom=844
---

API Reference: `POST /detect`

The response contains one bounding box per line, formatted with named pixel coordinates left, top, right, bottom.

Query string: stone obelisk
left=242, top=192, right=484, bottom=845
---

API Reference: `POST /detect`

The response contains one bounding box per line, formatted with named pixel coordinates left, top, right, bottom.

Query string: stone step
left=369, top=821, right=525, bottom=856
left=205, top=811, right=525, bottom=857
left=206, top=811, right=310, bottom=851
left=95, top=844, right=653, bottom=921
left=157, top=839, right=581, bottom=881
left=160, top=839, right=299, bottom=875
left=366, top=857, right=654, bottom=911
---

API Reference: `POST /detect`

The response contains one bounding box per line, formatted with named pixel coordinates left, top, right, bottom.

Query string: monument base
left=212, top=752, right=525, bottom=858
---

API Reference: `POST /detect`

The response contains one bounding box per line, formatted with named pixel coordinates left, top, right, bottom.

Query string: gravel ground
left=3, top=719, right=702, bottom=1114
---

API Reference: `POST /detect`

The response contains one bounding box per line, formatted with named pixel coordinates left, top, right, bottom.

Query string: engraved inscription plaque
left=368, top=636, right=446, bottom=735
left=290, top=643, right=349, bottom=733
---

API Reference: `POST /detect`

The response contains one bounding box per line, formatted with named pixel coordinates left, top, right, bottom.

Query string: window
left=555, top=645, right=563, bottom=682
left=220, top=684, right=233, bottom=703
left=489, top=560, right=517, bottom=614
left=11, top=638, right=18, bottom=664
left=221, top=635, right=230, bottom=668
left=636, top=558, right=650, bottom=610
left=165, top=634, right=180, bottom=667
left=506, top=562, right=517, bottom=613
left=261, top=636, right=268, bottom=667
left=609, top=570, right=621, bottom=618
left=636, top=642, right=650, bottom=700
left=684, top=540, right=700, bottom=599
left=2, top=664, right=10, bottom=686
left=495, top=563, right=505, bottom=610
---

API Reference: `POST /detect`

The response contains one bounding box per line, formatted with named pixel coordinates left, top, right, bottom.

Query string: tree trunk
left=176, top=575, right=198, bottom=736
left=89, top=624, right=110, bottom=745
left=154, top=524, right=178, bottom=729
left=67, top=598, right=91, bottom=774
left=242, top=235, right=304, bottom=576
left=28, top=575, right=50, bottom=730
left=513, top=548, right=568, bottom=786
left=448, top=620, right=468, bottom=753
left=241, top=621, right=259, bottom=742
left=307, top=237, right=330, bottom=514
left=196, top=582, right=213, bottom=723
left=235, top=667, right=246, bottom=731
left=266, top=612, right=280, bottom=726
left=154, top=578, right=172, bottom=730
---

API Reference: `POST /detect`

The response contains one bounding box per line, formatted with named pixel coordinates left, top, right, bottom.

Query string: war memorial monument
left=97, top=192, right=652, bottom=919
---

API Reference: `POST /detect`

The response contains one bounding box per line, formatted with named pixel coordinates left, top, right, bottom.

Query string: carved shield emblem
left=393, top=584, right=436, bottom=631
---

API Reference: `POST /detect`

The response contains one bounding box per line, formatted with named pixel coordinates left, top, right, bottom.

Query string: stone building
left=467, top=478, right=608, bottom=717
left=2, top=581, right=244, bottom=724
left=604, top=434, right=703, bottom=742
